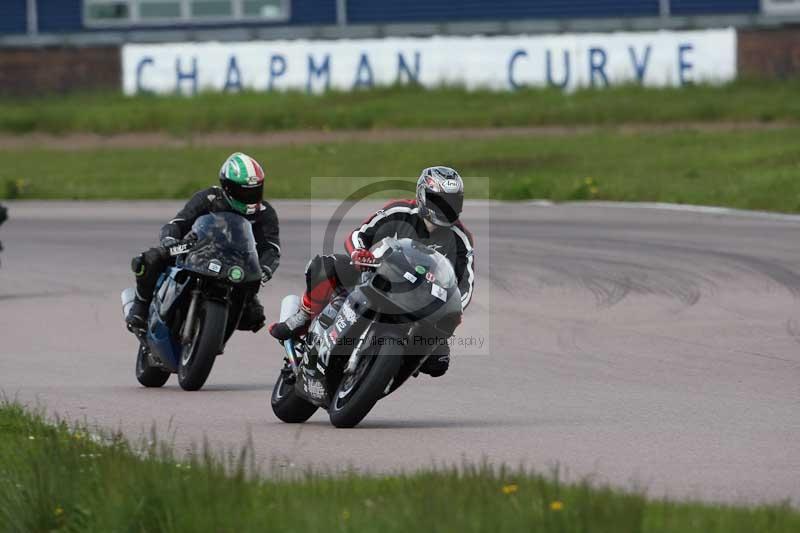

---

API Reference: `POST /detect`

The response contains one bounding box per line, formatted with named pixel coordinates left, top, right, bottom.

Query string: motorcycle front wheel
left=328, top=337, right=404, bottom=428
left=178, top=300, right=226, bottom=391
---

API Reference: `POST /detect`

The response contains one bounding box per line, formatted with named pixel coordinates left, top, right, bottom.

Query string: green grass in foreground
left=2, top=127, right=800, bottom=212
left=2, top=80, right=800, bottom=134
left=0, top=403, right=796, bottom=533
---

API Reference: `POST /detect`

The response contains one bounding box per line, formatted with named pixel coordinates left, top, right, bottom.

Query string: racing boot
left=270, top=274, right=337, bottom=341
left=418, top=344, right=450, bottom=378
left=238, top=294, right=266, bottom=332
left=269, top=305, right=313, bottom=341
left=126, top=296, right=149, bottom=332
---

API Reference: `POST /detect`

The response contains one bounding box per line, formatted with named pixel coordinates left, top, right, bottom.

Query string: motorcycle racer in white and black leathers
left=269, top=166, right=474, bottom=377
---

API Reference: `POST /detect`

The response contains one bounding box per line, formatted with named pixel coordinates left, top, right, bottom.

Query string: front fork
left=181, top=279, right=232, bottom=354
left=181, top=288, right=201, bottom=345
left=344, top=323, right=373, bottom=375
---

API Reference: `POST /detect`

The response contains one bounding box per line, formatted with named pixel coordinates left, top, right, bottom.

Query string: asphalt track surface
left=1, top=200, right=798, bottom=505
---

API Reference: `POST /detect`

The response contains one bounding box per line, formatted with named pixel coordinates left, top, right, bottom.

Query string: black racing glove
left=160, top=236, right=180, bottom=249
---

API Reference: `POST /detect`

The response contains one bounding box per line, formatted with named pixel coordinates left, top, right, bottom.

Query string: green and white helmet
left=219, top=152, right=265, bottom=216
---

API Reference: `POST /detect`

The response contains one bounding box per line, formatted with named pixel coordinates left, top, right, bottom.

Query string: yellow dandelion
left=589, top=186, right=599, bottom=196
left=54, top=506, right=64, bottom=517
left=341, top=509, right=351, bottom=521
left=550, top=500, right=564, bottom=511
left=501, top=484, right=519, bottom=495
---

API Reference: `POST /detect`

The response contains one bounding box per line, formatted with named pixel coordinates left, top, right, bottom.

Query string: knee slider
left=133, top=247, right=166, bottom=277
left=131, top=255, right=146, bottom=277
left=144, top=247, right=166, bottom=263
left=433, top=342, right=451, bottom=364
left=249, top=295, right=264, bottom=316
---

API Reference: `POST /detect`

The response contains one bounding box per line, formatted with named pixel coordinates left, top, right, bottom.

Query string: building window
left=85, top=1, right=131, bottom=22
left=243, top=0, right=284, bottom=17
left=140, top=1, right=182, bottom=19
left=191, top=1, right=234, bottom=17
left=84, top=0, right=289, bottom=26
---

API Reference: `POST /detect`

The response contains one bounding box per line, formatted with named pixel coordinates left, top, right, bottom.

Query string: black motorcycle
left=270, top=237, right=463, bottom=428
left=122, top=212, right=262, bottom=391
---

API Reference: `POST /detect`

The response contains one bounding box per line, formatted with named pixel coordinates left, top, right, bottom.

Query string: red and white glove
left=350, top=248, right=376, bottom=271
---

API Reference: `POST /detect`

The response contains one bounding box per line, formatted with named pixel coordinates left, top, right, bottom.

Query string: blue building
left=0, top=1, right=775, bottom=37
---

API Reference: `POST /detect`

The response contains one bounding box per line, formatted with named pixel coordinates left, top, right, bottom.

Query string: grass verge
left=2, top=127, right=800, bottom=212
left=2, top=80, right=800, bottom=135
left=0, top=402, right=797, bottom=533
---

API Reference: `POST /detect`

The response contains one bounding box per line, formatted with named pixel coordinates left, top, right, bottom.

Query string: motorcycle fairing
left=295, top=366, right=330, bottom=407
left=145, top=308, right=180, bottom=372
left=315, top=292, right=371, bottom=370
left=155, top=267, right=192, bottom=320
left=145, top=268, right=190, bottom=372
left=292, top=292, right=371, bottom=407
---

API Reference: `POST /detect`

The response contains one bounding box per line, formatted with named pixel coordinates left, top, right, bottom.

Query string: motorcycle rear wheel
left=135, top=344, right=170, bottom=388
left=328, top=338, right=404, bottom=428
left=178, top=300, right=226, bottom=391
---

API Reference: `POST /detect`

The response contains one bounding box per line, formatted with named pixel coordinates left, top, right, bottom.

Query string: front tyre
left=329, top=338, right=404, bottom=428
left=178, top=300, right=226, bottom=391
left=271, top=368, right=319, bottom=423
left=135, top=344, right=170, bottom=388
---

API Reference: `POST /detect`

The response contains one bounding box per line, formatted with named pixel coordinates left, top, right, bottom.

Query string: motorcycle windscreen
left=369, top=238, right=461, bottom=320
left=182, top=212, right=261, bottom=282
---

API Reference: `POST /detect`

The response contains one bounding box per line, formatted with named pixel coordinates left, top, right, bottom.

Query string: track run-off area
left=1, top=200, right=798, bottom=505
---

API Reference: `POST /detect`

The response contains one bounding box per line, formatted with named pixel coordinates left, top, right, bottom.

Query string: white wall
left=122, top=29, right=736, bottom=95
left=762, top=0, right=800, bottom=15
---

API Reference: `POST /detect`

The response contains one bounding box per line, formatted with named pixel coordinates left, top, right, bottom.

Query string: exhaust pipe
left=121, top=288, right=136, bottom=320
left=278, top=295, right=301, bottom=371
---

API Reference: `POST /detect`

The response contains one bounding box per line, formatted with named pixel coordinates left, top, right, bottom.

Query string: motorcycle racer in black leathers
left=126, top=152, right=280, bottom=333
left=269, top=166, right=474, bottom=377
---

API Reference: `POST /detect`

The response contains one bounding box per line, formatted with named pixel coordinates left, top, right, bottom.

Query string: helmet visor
left=224, top=181, right=263, bottom=206
left=427, top=191, right=463, bottom=225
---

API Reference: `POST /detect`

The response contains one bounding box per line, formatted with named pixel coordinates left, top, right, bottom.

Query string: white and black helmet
left=416, top=166, right=464, bottom=227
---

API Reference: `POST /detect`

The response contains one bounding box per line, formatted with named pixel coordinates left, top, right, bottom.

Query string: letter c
left=508, top=49, right=528, bottom=90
